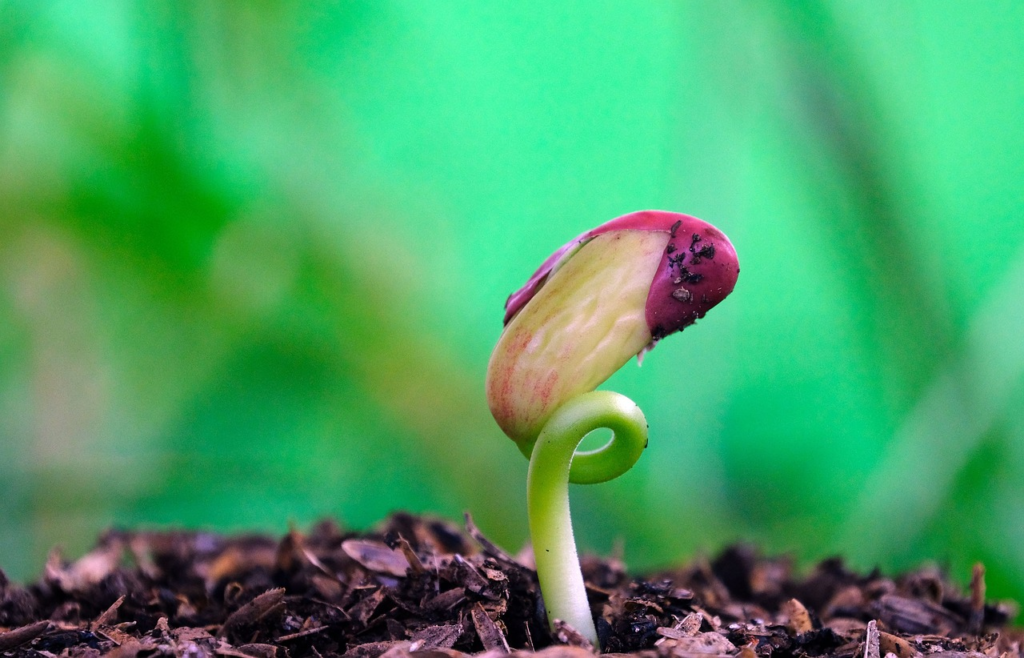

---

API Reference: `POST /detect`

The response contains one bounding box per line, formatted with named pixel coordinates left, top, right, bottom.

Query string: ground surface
left=0, top=513, right=1019, bottom=658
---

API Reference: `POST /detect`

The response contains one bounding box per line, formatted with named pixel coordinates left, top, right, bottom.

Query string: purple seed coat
left=503, top=210, right=739, bottom=345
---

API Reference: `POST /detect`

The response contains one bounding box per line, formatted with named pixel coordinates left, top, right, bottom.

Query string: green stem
left=526, top=390, right=648, bottom=647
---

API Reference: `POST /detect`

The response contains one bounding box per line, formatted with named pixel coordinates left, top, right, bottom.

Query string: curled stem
left=526, top=390, right=648, bottom=647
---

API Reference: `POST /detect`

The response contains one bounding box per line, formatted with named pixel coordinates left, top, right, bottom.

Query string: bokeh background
left=2, top=1, right=1023, bottom=611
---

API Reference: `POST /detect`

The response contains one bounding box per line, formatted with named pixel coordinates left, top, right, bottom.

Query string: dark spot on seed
left=671, top=265, right=704, bottom=284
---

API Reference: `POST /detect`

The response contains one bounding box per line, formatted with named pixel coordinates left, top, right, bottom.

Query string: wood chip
left=46, top=539, right=124, bottom=593
left=864, top=620, right=881, bottom=658
left=216, top=640, right=275, bottom=657
left=92, top=594, right=126, bottom=630
left=658, top=627, right=697, bottom=641
left=969, top=563, right=986, bottom=634
left=342, top=539, right=411, bottom=577
left=827, top=618, right=868, bottom=640
left=105, top=637, right=152, bottom=658
left=312, top=573, right=344, bottom=600
left=343, top=640, right=402, bottom=658
left=348, top=588, right=387, bottom=626
left=392, top=535, right=425, bottom=574
left=825, top=586, right=866, bottom=618
left=173, top=626, right=214, bottom=643
left=471, top=602, right=510, bottom=653
left=95, top=623, right=138, bottom=647
left=658, top=631, right=737, bottom=655
left=206, top=544, right=277, bottom=588
left=875, top=594, right=962, bottom=635
left=409, top=624, right=463, bottom=649
left=625, top=596, right=664, bottom=613
left=691, top=606, right=722, bottom=631
left=277, top=625, right=331, bottom=642
left=736, top=640, right=759, bottom=658
left=378, top=643, right=417, bottom=658
left=237, top=643, right=279, bottom=658
left=452, top=554, right=492, bottom=597
left=551, top=619, right=595, bottom=653
left=423, top=587, right=466, bottom=612
left=878, top=630, right=920, bottom=658
left=522, top=620, right=535, bottom=651
left=303, top=547, right=344, bottom=581
left=482, top=567, right=507, bottom=582
left=782, top=598, right=813, bottom=634
left=0, top=621, right=50, bottom=651
left=274, top=528, right=304, bottom=573
left=674, top=612, right=703, bottom=636
left=529, top=647, right=595, bottom=658
left=380, top=643, right=474, bottom=658
left=217, top=588, right=286, bottom=638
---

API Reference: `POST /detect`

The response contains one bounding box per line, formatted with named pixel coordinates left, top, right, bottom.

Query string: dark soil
left=0, top=513, right=1019, bottom=658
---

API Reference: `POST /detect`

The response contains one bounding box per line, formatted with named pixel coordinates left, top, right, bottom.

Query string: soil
left=0, top=513, right=1019, bottom=658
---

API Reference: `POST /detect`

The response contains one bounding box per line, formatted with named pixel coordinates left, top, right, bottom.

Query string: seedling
left=486, top=210, right=739, bottom=647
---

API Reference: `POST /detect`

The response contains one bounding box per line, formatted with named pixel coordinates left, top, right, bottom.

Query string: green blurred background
left=2, top=1, right=1023, bottom=610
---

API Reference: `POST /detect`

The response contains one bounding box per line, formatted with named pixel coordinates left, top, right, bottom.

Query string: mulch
left=0, top=513, right=1019, bottom=658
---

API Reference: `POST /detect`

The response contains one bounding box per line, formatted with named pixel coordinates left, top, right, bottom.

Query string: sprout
left=486, top=210, right=739, bottom=646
